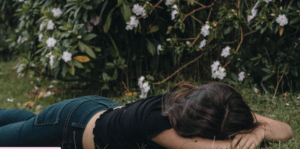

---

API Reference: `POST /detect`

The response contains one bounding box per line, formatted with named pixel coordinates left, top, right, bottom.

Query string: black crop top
left=93, top=94, right=172, bottom=149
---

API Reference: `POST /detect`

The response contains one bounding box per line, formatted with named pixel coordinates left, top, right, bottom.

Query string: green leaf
left=102, top=72, right=111, bottom=82
left=224, top=26, right=233, bottom=35
left=112, top=68, right=118, bottom=80
left=85, top=46, right=96, bottom=59
left=290, top=17, right=300, bottom=24
left=83, top=10, right=88, bottom=22
left=78, top=41, right=96, bottom=58
left=73, top=59, right=84, bottom=68
left=68, top=65, right=75, bottom=75
left=103, top=8, right=116, bottom=33
left=83, top=33, right=97, bottom=41
left=147, top=25, right=159, bottom=34
left=103, top=0, right=123, bottom=33
left=146, top=38, right=156, bottom=56
left=99, top=0, right=108, bottom=23
left=105, top=62, right=115, bottom=69
left=261, top=68, right=272, bottom=74
left=93, top=47, right=101, bottom=52
left=262, top=74, right=273, bottom=81
left=120, top=2, right=132, bottom=22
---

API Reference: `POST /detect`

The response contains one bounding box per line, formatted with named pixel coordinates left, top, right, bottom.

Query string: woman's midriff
left=82, top=106, right=124, bottom=149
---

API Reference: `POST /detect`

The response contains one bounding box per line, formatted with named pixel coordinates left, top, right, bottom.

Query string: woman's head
left=162, top=82, right=260, bottom=140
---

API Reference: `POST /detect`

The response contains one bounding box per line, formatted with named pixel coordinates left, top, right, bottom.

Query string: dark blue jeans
left=0, top=95, right=122, bottom=148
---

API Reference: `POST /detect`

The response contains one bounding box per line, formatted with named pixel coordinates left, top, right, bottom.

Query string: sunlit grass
left=0, top=58, right=299, bottom=148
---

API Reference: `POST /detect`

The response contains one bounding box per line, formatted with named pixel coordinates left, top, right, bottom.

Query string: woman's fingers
left=236, top=136, right=249, bottom=149
left=243, top=139, right=256, bottom=149
left=232, top=135, right=242, bottom=148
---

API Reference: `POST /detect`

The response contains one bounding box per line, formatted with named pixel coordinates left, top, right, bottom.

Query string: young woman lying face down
left=0, top=82, right=293, bottom=149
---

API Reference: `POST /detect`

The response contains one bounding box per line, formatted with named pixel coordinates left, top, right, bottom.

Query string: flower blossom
left=90, top=16, right=100, bottom=26
left=211, top=61, right=226, bottom=80
left=126, top=16, right=139, bottom=30
left=221, top=46, right=231, bottom=58
left=238, top=72, right=245, bottom=81
left=186, top=41, right=191, bottom=45
left=132, top=4, right=146, bottom=16
left=52, top=8, right=62, bottom=17
left=138, top=76, right=151, bottom=98
left=43, top=91, right=53, bottom=98
left=47, top=20, right=55, bottom=30
left=62, top=51, right=72, bottom=62
left=165, top=0, right=175, bottom=6
left=39, top=22, right=46, bottom=31
left=171, top=5, right=179, bottom=20
left=157, top=44, right=163, bottom=55
left=253, top=87, right=258, bottom=93
left=276, top=14, right=288, bottom=26
left=247, top=1, right=260, bottom=23
left=201, top=24, right=210, bottom=37
left=7, top=99, right=13, bottom=102
left=199, top=39, right=206, bottom=49
left=39, top=34, right=43, bottom=41
left=17, top=63, right=25, bottom=73
left=17, top=36, right=21, bottom=43
left=19, top=0, right=23, bottom=2
left=46, top=37, right=56, bottom=47
left=86, top=22, right=93, bottom=32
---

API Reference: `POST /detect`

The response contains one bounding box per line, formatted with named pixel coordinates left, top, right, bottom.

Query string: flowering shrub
left=1, top=0, right=300, bottom=96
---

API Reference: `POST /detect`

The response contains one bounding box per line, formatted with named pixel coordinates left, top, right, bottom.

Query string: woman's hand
left=231, top=126, right=265, bottom=149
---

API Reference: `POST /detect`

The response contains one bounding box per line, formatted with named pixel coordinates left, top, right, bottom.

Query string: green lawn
left=0, top=58, right=299, bottom=148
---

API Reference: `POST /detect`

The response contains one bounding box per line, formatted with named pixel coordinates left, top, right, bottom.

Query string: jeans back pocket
left=34, top=98, right=78, bottom=125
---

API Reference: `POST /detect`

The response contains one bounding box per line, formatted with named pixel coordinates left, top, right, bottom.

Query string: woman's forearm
left=254, top=113, right=293, bottom=142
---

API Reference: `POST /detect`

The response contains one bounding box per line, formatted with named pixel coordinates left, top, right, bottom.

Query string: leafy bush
left=1, top=0, right=300, bottom=96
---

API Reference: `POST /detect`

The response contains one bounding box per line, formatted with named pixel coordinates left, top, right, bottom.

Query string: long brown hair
left=162, top=82, right=261, bottom=140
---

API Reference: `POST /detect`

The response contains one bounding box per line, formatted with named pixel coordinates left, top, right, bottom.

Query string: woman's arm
left=151, top=128, right=232, bottom=149
left=254, top=113, right=293, bottom=142
left=231, top=113, right=293, bottom=149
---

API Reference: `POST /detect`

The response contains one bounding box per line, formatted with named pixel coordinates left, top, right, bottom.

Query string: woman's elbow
left=281, top=124, right=293, bottom=142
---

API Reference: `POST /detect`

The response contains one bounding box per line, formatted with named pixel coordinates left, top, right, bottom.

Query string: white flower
left=126, top=16, right=139, bottom=30
left=297, top=96, right=300, bottom=100
left=49, top=85, right=54, bottom=88
left=132, top=4, right=145, bottom=16
left=127, top=101, right=132, bottom=103
left=247, top=1, right=260, bottom=23
left=36, top=105, right=42, bottom=110
left=47, top=20, right=55, bottom=30
left=46, top=52, right=52, bottom=58
left=36, top=78, right=41, bottom=81
left=86, top=22, right=93, bottom=32
left=263, top=0, right=272, bottom=3
left=253, top=87, right=258, bottom=93
left=221, top=46, right=231, bottom=58
left=172, top=5, right=178, bottom=9
left=19, top=0, right=24, bottom=2
left=7, top=99, right=13, bottom=102
left=50, top=55, right=55, bottom=67
left=17, top=36, right=21, bottom=43
left=285, top=103, right=289, bottom=106
left=201, top=24, right=210, bottom=37
left=17, top=103, right=21, bottom=106
left=199, top=39, right=206, bottom=49
left=34, top=85, right=39, bottom=90
left=212, top=67, right=226, bottom=80
left=90, top=16, right=100, bottom=26
left=276, top=14, right=288, bottom=26
left=171, top=9, right=178, bottom=20
left=157, top=44, right=163, bottom=55
left=62, top=51, right=72, bottom=62
left=17, top=63, right=25, bottom=73
left=138, top=76, right=145, bottom=88
left=43, top=91, right=53, bottom=98
left=46, top=37, right=56, bottom=47
left=211, top=61, right=220, bottom=72
left=165, top=0, right=175, bottom=6
left=39, top=34, right=43, bottom=41
left=39, top=22, right=46, bottom=31
left=186, top=41, right=191, bottom=45
left=52, top=8, right=63, bottom=17
left=238, top=72, right=245, bottom=81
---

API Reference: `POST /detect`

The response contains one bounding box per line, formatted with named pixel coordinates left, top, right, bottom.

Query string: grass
left=0, top=58, right=299, bottom=148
